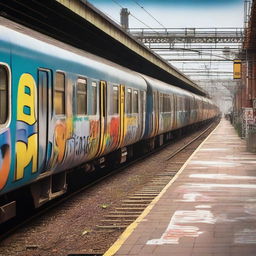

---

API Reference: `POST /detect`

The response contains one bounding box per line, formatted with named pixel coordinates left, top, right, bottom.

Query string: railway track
left=96, top=120, right=217, bottom=232
left=0, top=119, right=219, bottom=244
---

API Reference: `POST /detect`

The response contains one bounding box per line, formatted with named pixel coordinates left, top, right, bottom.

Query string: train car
left=0, top=21, right=148, bottom=221
left=0, top=19, right=218, bottom=224
left=141, top=75, right=204, bottom=148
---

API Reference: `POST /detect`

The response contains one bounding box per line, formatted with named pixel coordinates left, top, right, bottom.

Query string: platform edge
left=103, top=121, right=220, bottom=256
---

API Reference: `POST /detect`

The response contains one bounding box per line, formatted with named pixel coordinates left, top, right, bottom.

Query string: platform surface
left=104, top=120, right=256, bottom=256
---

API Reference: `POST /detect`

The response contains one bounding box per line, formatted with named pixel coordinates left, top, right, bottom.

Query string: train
left=0, top=20, right=218, bottom=224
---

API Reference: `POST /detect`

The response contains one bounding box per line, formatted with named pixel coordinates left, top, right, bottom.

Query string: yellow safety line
left=103, top=121, right=221, bottom=256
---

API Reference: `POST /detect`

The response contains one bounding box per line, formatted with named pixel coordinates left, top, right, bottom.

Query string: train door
left=153, top=91, right=159, bottom=136
left=139, top=90, right=145, bottom=138
left=173, top=95, right=177, bottom=129
left=38, top=69, right=51, bottom=172
left=97, top=80, right=107, bottom=157
left=170, top=94, right=175, bottom=129
left=117, top=84, right=125, bottom=148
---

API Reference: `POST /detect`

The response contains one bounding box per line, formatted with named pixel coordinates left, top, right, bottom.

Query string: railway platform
left=104, top=119, right=256, bottom=256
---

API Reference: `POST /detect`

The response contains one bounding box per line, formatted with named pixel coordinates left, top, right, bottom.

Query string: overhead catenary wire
left=111, top=0, right=123, bottom=9
left=105, top=13, right=121, bottom=25
left=129, top=13, right=159, bottom=32
left=132, top=0, right=166, bottom=29
left=111, top=0, right=160, bottom=34
left=106, top=1, right=236, bottom=83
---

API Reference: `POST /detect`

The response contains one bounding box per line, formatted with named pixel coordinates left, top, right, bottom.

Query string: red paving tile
left=104, top=120, right=256, bottom=256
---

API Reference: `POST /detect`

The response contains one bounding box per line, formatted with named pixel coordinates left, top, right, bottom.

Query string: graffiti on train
left=124, top=116, right=139, bottom=144
left=16, top=73, right=38, bottom=181
left=160, top=114, right=172, bottom=133
left=51, top=117, right=100, bottom=169
left=104, top=117, right=119, bottom=152
left=0, top=129, right=11, bottom=190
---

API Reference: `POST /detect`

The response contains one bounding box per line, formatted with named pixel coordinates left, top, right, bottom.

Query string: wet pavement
left=104, top=119, right=256, bottom=256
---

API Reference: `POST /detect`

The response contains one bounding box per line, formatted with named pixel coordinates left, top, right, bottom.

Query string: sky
left=89, top=0, right=245, bottom=28
left=88, top=0, right=246, bottom=104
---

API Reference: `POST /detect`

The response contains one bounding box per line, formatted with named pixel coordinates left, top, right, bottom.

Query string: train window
left=185, top=97, right=189, bottom=111
left=181, top=96, right=185, bottom=111
left=54, top=72, right=65, bottom=115
left=178, top=96, right=182, bottom=111
left=91, top=81, right=97, bottom=115
left=0, top=66, right=8, bottom=124
left=153, top=91, right=158, bottom=113
left=166, top=96, right=168, bottom=112
left=171, top=95, right=175, bottom=112
left=160, top=93, right=164, bottom=112
left=126, top=88, right=132, bottom=114
left=113, top=86, right=119, bottom=114
left=77, top=77, right=87, bottom=115
left=163, top=94, right=171, bottom=112
left=140, top=90, right=144, bottom=115
left=167, top=95, right=171, bottom=112
left=163, top=94, right=166, bottom=112
left=133, top=90, right=139, bottom=113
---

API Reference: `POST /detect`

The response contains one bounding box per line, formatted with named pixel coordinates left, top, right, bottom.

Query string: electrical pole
left=120, top=8, right=129, bottom=31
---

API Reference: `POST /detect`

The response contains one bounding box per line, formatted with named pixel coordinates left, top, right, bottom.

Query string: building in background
left=233, top=0, right=256, bottom=139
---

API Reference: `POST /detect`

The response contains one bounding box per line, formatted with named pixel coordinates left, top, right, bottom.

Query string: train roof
left=141, top=74, right=195, bottom=98
left=0, top=19, right=147, bottom=90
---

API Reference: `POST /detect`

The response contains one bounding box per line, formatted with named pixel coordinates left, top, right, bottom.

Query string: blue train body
left=0, top=20, right=218, bottom=223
